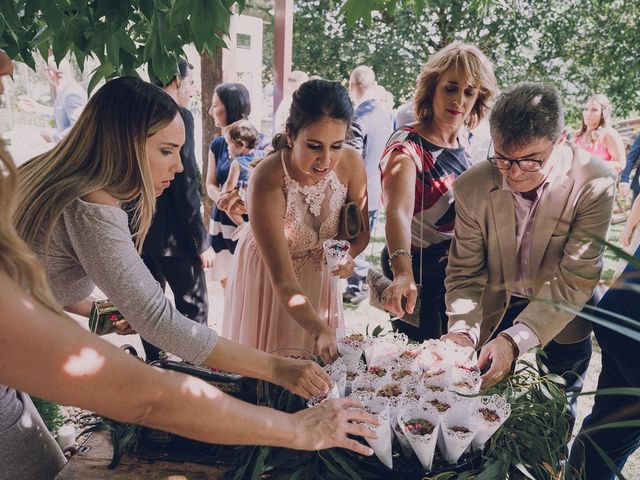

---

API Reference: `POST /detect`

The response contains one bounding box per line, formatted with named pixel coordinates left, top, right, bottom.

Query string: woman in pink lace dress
left=223, top=80, right=369, bottom=363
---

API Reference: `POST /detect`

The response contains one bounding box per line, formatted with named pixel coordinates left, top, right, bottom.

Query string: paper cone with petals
left=398, top=405, right=440, bottom=470
left=323, top=239, right=350, bottom=269
left=471, top=394, right=511, bottom=451
left=337, top=332, right=364, bottom=371
left=439, top=404, right=480, bottom=464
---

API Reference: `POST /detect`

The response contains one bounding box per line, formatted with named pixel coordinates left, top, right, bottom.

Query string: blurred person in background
left=343, top=65, right=394, bottom=304
left=137, top=59, right=214, bottom=363
left=572, top=94, right=625, bottom=173
left=18, top=56, right=87, bottom=143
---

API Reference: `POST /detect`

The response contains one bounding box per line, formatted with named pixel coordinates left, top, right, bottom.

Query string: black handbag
left=337, top=201, right=363, bottom=240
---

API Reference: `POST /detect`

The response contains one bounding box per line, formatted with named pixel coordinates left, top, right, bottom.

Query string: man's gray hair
left=489, top=82, right=564, bottom=151
left=350, top=65, right=376, bottom=89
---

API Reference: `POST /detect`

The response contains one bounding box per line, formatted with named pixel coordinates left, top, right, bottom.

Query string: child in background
left=220, top=120, right=259, bottom=226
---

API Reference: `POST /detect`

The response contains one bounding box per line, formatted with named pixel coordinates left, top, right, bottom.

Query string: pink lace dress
left=222, top=155, right=347, bottom=354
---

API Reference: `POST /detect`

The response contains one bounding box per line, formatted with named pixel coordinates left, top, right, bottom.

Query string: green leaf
left=106, top=34, right=120, bottom=68
left=340, top=0, right=374, bottom=27
left=170, top=0, right=191, bottom=24
left=0, top=0, right=24, bottom=35
left=188, top=0, right=206, bottom=50
left=514, top=463, right=536, bottom=479
left=87, top=62, right=115, bottom=94
left=39, top=0, right=65, bottom=32
left=371, top=324, right=384, bottom=337
left=138, top=0, right=154, bottom=20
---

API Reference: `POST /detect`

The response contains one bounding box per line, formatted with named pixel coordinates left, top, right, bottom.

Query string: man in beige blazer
left=444, top=83, right=616, bottom=425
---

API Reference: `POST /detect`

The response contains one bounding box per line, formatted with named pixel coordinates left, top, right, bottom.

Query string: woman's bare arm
left=381, top=151, right=419, bottom=316
left=0, top=271, right=376, bottom=454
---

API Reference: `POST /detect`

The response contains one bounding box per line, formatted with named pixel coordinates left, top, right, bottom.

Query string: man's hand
left=272, top=356, right=331, bottom=399
left=199, top=247, right=215, bottom=269
left=478, top=334, right=517, bottom=389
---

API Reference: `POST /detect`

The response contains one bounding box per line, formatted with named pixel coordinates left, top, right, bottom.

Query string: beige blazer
left=445, top=145, right=616, bottom=347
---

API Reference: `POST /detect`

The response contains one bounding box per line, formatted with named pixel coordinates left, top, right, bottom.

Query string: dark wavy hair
left=272, top=79, right=354, bottom=151
left=215, top=82, right=251, bottom=125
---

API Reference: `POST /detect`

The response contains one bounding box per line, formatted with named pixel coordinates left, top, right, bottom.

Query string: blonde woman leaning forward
left=380, top=42, right=498, bottom=341
left=5, top=72, right=376, bottom=478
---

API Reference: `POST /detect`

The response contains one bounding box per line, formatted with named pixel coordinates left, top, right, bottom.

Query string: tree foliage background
left=292, top=0, right=640, bottom=125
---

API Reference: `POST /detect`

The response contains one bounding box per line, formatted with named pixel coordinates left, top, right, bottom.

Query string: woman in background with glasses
left=379, top=42, right=497, bottom=342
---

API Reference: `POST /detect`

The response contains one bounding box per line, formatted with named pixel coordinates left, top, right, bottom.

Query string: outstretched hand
left=331, top=254, right=355, bottom=279
left=274, top=356, right=331, bottom=399
left=293, top=397, right=378, bottom=455
left=315, top=328, right=339, bottom=365
left=380, top=273, right=417, bottom=318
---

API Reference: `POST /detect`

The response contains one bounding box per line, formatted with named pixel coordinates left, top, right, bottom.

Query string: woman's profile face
left=208, top=93, right=228, bottom=127
left=146, top=113, right=185, bottom=196
left=583, top=99, right=603, bottom=129
left=429, top=65, right=479, bottom=130
left=288, top=116, right=348, bottom=185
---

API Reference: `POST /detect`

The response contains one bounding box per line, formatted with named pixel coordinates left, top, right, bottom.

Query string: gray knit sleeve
left=63, top=200, right=217, bottom=365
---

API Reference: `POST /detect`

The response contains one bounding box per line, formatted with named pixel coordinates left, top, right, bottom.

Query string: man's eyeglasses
left=486, top=141, right=552, bottom=173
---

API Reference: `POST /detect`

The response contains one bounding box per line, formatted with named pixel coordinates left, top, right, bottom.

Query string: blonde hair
left=15, top=77, right=178, bottom=253
left=0, top=143, right=65, bottom=315
left=414, top=42, right=497, bottom=129
left=577, top=93, right=612, bottom=138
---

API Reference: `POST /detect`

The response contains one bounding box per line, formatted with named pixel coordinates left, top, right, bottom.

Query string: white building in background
left=223, top=14, right=264, bottom=129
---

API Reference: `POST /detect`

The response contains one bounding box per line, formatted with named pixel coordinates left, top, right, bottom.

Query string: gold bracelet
left=388, top=248, right=412, bottom=270
left=497, top=332, right=519, bottom=358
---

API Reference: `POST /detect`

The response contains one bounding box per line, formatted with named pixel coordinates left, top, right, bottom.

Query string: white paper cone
left=362, top=397, right=393, bottom=469
left=337, top=333, right=365, bottom=371
left=439, top=405, right=480, bottom=464
left=398, top=405, right=440, bottom=471
left=323, top=239, right=350, bottom=269
left=471, top=394, right=511, bottom=451
left=325, top=357, right=347, bottom=398
left=450, top=365, right=481, bottom=395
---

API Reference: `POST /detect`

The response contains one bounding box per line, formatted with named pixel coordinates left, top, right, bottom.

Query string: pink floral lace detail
left=283, top=172, right=347, bottom=274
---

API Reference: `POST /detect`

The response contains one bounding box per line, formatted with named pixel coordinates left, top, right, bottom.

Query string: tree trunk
left=200, top=48, right=223, bottom=231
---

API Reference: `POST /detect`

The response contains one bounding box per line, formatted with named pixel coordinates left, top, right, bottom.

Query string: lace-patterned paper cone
left=398, top=404, right=441, bottom=471
left=323, top=239, right=350, bottom=269
left=439, top=404, right=480, bottom=464
left=450, top=365, right=481, bottom=395
left=420, top=363, right=452, bottom=390
left=337, top=332, right=365, bottom=371
left=471, top=394, right=511, bottom=451
left=391, top=398, right=418, bottom=458
left=362, top=397, right=393, bottom=469
left=364, top=334, right=407, bottom=366
left=325, top=357, right=347, bottom=397
left=306, top=382, right=341, bottom=407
